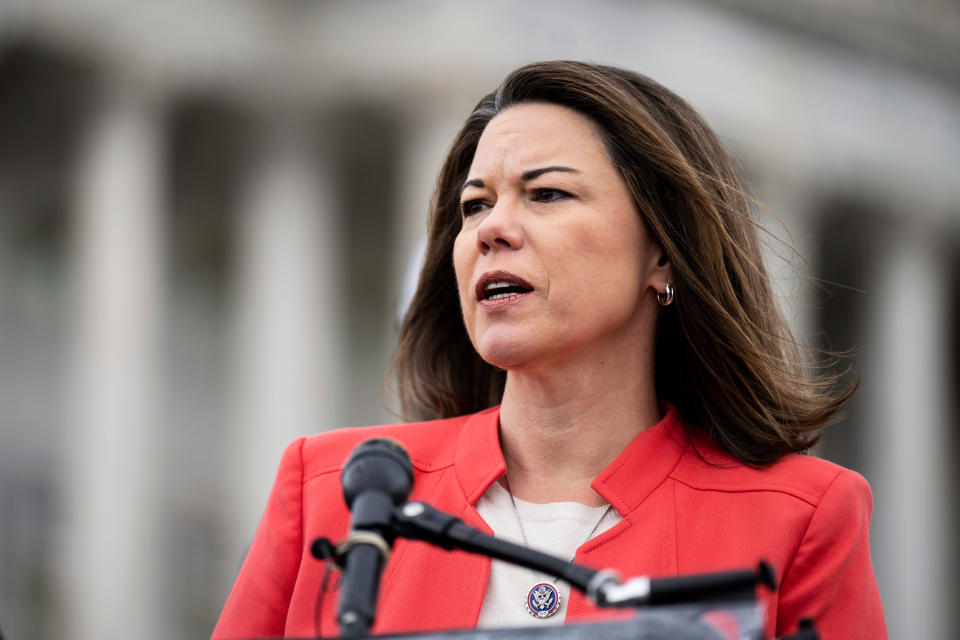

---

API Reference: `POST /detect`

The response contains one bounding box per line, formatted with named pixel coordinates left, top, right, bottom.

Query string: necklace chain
left=503, top=476, right=614, bottom=582
left=502, top=477, right=613, bottom=619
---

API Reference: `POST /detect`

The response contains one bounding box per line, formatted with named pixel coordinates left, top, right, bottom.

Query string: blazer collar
left=590, top=404, right=688, bottom=515
left=454, top=406, right=507, bottom=505
left=453, top=404, right=689, bottom=516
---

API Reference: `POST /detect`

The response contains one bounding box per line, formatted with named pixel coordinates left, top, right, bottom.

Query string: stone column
left=391, top=111, right=462, bottom=329
left=225, top=117, right=342, bottom=563
left=864, top=227, right=953, bottom=638
left=61, top=85, right=166, bottom=639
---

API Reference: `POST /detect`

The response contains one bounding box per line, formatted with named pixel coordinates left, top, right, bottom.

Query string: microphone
left=592, top=561, right=776, bottom=608
left=336, top=438, right=413, bottom=638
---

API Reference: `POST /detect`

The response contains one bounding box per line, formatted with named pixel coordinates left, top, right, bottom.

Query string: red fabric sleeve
left=775, top=468, right=887, bottom=639
left=212, top=438, right=305, bottom=639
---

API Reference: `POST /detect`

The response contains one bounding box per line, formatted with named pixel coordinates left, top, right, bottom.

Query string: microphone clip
left=311, top=531, right=393, bottom=570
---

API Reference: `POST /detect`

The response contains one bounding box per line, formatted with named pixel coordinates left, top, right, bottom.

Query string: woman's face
left=453, top=102, right=668, bottom=372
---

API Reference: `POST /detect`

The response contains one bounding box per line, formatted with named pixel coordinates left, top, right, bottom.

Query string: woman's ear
left=647, top=242, right=672, bottom=292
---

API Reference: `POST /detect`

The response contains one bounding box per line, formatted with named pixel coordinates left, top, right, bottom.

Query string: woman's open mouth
left=475, top=270, right=534, bottom=306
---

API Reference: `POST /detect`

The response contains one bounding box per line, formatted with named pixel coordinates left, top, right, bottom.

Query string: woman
left=213, top=61, right=886, bottom=639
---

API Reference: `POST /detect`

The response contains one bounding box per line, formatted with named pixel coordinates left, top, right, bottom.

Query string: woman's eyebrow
left=461, top=178, right=484, bottom=194
left=521, top=166, right=579, bottom=181
left=460, top=166, right=580, bottom=195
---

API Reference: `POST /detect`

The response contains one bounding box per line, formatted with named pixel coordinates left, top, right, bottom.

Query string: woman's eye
left=533, top=188, right=570, bottom=202
left=460, top=199, right=488, bottom=217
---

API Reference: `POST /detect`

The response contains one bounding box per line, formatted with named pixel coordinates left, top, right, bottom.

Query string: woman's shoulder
left=671, top=433, right=872, bottom=510
left=285, top=407, right=495, bottom=482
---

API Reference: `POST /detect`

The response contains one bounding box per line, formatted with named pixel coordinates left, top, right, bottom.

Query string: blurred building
left=0, top=1, right=957, bottom=638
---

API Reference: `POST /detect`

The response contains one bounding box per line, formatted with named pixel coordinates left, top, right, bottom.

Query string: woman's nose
left=476, top=201, right=524, bottom=254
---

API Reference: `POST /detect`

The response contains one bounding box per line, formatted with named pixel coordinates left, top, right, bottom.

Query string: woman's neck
left=497, top=357, right=661, bottom=507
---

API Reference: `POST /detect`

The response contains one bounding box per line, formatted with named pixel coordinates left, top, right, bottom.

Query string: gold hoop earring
left=657, top=283, right=674, bottom=306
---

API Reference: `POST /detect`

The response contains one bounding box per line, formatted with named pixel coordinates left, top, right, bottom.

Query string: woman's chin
left=475, top=338, right=538, bottom=371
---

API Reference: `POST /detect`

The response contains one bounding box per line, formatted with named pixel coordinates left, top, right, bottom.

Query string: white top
left=474, top=481, right=622, bottom=628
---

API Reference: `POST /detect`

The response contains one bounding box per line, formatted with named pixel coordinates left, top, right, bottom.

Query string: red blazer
left=213, top=406, right=886, bottom=639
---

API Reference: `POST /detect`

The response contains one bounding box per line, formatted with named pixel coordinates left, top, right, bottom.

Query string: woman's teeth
left=484, top=282, right=527, bottom=300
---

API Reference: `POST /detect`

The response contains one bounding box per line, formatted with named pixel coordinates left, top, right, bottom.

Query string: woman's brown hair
left=391, top=60, right=854, bottom=466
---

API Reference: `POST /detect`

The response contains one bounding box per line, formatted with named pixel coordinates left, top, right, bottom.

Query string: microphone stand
left=316, top=498, right=813, bottom=639
left=391, top=501, right=775, bottom=608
